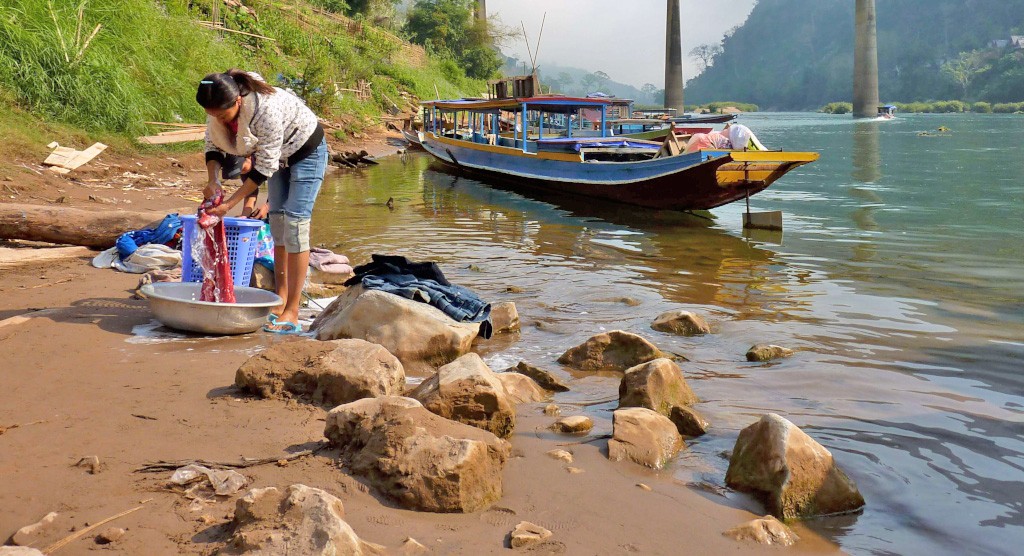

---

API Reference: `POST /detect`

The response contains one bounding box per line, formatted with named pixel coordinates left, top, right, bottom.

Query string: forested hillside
left=686, top=0, right=1024, bottom=109
left=0, top=0, right=493, bottom=142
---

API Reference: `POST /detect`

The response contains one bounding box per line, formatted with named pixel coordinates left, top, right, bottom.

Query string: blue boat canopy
left=423, top=96, right=614, bottom=114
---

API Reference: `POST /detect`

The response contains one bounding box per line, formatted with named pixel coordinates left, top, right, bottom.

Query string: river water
left=310, top=113, right=1023, bottom=555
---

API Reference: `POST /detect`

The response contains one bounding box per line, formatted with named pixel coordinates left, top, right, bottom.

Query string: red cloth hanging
left=196, top=194, right=235, bottom=303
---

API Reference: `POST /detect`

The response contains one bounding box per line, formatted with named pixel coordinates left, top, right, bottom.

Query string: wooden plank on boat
left=743, top=211, right=783, bottom=231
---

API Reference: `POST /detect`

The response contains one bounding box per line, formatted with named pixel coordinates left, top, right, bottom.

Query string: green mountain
left=686, top=0, right=1024, bottom=109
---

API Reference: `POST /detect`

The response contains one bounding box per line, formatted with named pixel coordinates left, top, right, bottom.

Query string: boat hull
left=421, top=133, right=817, bottom=211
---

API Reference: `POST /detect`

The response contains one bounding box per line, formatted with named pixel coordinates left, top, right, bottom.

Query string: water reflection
left=312, top=139, right=1024, bottom=556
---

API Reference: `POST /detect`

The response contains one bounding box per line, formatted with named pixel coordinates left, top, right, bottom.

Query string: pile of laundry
left=92, top=213, right=183, bottom=273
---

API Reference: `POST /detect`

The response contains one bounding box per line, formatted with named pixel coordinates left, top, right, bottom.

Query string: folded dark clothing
left=347, top=255, right=492, bottom=339
left=345, top=254, right=450, bottom=287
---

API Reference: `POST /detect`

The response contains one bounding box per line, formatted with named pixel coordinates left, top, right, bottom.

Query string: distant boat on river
left=418, top=95, right=818, bottom=211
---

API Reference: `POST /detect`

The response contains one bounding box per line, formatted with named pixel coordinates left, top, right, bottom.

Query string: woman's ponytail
left=225, top=68, right=275, bottom=96
left=196, top=69, right=274, bottom=109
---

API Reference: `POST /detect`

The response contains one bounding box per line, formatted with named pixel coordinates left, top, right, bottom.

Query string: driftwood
left=0, top=204, right=173, bottom=248
left=43, top=502, right=149, bottom=554
left=331, top=150, right=378, bottom=168
left=135, top=446, right=325, bottom=473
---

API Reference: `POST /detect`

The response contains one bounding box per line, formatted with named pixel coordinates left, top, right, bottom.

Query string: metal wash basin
left=141, top=282, right=282, bottom=335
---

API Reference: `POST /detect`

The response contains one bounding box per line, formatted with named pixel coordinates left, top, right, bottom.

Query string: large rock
left=235, top=338, right=404, bottom=407
left=0, top=549, right=45, bottom=556
left=725, top=414, right=865, bottom=519
left=324, top=397, right=510, bottom=513
left=410, top=353, right=516, bottom=438
left=651, top=310, right=711, bottom=336
left=219, top=484, right=384, bottom=555
left=722, top=515, right=799, bottom=546
left=746, top=344, right=794, bottom=362
left=618, top=358, right=698, bottom=414
left=496, top=372, right=548, bottom=405
left=669, top=405, right=710, bottom=437
left=608, top=408, right=682, bottom=469
left=508, top=361, right=570, bottom=392
left=557, top=331, right=667, bottom=371
left=310, top=285, right=480, bottom=373
left=489, top=301, right=520, bottom=334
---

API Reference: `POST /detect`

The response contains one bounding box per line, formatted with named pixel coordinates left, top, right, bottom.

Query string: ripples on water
left=312, top=113, right=1023, bottom=555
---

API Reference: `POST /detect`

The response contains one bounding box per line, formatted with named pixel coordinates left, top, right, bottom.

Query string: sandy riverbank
left=0, top=135, right=843, bottom=554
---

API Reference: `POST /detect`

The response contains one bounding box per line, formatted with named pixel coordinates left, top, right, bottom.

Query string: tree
left=579, top=72, right=600, bottom=93
left=942, top=50, right=991, bottom=99
left=689, top=43, right=723, bottom=73
left=404, top=0, right=501, bottom=79
left=641, top=83, right=659, bottom=103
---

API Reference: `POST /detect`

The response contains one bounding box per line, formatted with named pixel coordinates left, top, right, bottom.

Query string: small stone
left=510, top=361, right=570, bottom=392
left=75, top=455, right=103, bottom=474
left=12, top=512, right=59, bottom=546
left=565, top=466, right=584, bottom=474
left=276, top=459, right=289, bottom=467
left=510, top=521, right=553, bottom=548
left=636, top=483, right=652, bottom=491
left=0, top=547, right=46, bottom=555
left=723, top=516, right=799, bottom=546
left=552, top=415, right=593, bottom=434
left=505, top=285, right=525, bottom=293
left=546, top=449, right=573, bottom=463
left=95, top=527, right=126, bottom=544
left=198, top=515, right=216, bottom=525
left=651, top=310, right=711, bottom=336
left=399, top=537, right=428, bottom=554
left=745, top=344, right=795, bottom=362
left=543, top=403, right=561, bottom=416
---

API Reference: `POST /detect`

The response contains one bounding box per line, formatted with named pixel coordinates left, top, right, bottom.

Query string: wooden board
left=62, top=143, right=108, bottom=170
left=42, top=142, right=107, bottom=173
left=137, top=130, right=206, bottom=144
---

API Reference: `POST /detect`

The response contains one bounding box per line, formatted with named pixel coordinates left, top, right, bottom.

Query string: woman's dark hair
left=196, top=69, right=275, bottom=109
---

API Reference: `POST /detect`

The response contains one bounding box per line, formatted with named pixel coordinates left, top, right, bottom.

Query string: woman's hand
left=247, top=202, right=269, bottom=219
left=204, top=179, right=222, bottom=200
left=205, top=201, right=231, bottom=218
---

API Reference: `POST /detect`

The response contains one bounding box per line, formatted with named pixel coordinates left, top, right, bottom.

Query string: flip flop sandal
left=263, top=321, right=302, bottom=335
left=267, top=313, right=279, bottom=324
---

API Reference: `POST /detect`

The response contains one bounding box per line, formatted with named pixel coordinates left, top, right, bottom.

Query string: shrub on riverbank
left=818, top=99, right=1024, bottom=114
left=820, top=102, right=853, bottom=114
left=0, top=0, right=484, bottom=140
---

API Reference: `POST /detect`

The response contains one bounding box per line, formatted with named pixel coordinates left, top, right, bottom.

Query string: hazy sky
left=487, top=0, right=757, bottom=87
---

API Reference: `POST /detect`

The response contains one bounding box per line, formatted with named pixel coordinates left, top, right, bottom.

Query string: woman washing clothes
left=196, top=69, right=328, bottom=335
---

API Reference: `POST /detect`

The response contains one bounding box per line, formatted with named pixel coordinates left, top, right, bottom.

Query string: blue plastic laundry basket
left=180, top=215, right=263, bottom=286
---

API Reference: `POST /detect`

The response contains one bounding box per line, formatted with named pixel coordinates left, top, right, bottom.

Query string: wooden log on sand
left=0, top=204, right=173, bottom=249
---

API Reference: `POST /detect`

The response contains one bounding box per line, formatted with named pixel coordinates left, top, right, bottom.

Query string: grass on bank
left=0, top=0, right=486, bottom=152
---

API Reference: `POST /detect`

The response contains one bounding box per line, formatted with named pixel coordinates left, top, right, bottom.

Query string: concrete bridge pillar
left=853, top=0, right=879, bottom=118
left=664, top=0, right=685, bottom=111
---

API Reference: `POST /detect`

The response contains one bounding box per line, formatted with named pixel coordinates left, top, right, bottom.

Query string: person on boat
left=684, top=129, right=731, bottom=153
left=725, top=123, right=767, bottom=151
left=196, top=69, right=328, bottom=335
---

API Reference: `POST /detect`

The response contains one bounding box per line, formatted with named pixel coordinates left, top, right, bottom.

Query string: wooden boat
left=400, top=129, right=425, bottom=150
left=669, top=113, right=737, bottom=124
left=877, top=104, right=897, bottom=119
left=418, top=96, right=818, bottom=211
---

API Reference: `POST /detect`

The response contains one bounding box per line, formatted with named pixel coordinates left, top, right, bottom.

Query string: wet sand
left=0, top=140, right=843, bottom=554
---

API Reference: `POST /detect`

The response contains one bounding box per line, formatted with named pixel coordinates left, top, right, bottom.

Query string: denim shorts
left=266, top=138, right=328, bottom=218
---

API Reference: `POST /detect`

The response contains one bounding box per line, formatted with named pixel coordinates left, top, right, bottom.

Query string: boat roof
left=422, top=96, right=615, bottom=113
